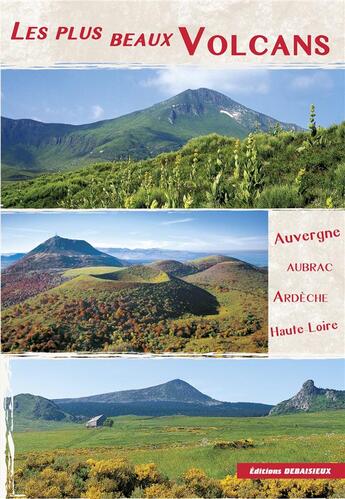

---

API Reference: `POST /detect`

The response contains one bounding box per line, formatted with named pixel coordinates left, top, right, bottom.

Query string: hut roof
left=86, top=414, right=105, bottom=424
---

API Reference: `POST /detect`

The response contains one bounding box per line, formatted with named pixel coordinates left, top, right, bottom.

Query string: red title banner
left=9, top=22, right=331, bottom=58
left=237, top=463, right=345, bottom=479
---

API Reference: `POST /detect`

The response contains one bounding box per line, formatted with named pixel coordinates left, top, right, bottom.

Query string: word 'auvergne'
left=274, top=228, right=341, bottom=245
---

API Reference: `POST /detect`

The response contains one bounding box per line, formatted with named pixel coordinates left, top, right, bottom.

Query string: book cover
left=0, top=1, right=344, bottom=498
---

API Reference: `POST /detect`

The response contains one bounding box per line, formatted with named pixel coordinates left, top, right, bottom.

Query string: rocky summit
left=5, top=235, right=123, bottom=272
left=269, top=379, right=345, bottom=415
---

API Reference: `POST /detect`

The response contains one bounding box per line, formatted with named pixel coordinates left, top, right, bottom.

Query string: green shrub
left=129, top=187, right=166, bottom=208
left=256, top=185, right=302, bottom=208
left=3, top=122, right=345, bottom=209
left=213, top=438, right=254, bottom=449
left=334, top=163, right=345, bottom=198
left=25, top=452, right=55, bottom=471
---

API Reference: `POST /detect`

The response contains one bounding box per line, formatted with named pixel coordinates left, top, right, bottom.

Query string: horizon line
left=10, top=376, right=335, bottom=407
left=1, top=85, right=304, bottom=128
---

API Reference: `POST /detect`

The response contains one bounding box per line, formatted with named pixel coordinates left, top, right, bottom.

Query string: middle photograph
left=2, top=210, right=268, bottom=355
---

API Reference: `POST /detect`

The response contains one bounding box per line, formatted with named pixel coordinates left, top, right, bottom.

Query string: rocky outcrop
left=270, top=380, right=345, bottom=415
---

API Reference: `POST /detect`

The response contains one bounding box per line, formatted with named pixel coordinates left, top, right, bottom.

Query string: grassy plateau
left=11, top=411, right=345, bottom=498
left=13, top=411, right=345, bottom=477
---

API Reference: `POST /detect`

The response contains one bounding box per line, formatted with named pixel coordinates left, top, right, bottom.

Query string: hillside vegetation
left=270, top=380, right=345, bottom=415
left=2, top=257, right=267, bottom=353
left=2, top=121, right=345, bottom=209
left=2, top=88, right=300, bottom=181
left=11, top=411, right=345, bottom=498
left=13, top=394, right=73, bottom=422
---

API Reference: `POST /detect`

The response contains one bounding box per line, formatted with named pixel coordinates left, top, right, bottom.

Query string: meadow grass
left=14, top=411, right=345, bottom=478
left=3, top=124, right=345, bottom=209
left=63, top=266, right=125, bottom=277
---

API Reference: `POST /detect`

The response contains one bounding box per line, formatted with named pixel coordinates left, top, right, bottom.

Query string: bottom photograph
left=4, top=358, right=345, bottom=498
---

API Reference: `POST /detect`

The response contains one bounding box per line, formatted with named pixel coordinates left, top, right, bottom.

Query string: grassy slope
left=149, top=260, right=198, bottom=277
left=12, top=393, right=71, bottom=422
left=2, top=263, right=267, bottom=353
left=104, top=266, right=170, bottom=283
left=13, top=411, right=345, bottom=478
left=2, top=123, right=345, bottom=209
left=63, top=266, right=125, bottom=277
left=181, top=264, right=267, bottom=353
left=14, top=415, right=77, bottom=432
left=57, top=273, right=142, bottom=292
left=2, top=102, right=249, bottom=180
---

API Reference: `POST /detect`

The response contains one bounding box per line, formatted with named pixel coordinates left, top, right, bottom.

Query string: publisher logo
left=237, top=463, right=345, bottom=479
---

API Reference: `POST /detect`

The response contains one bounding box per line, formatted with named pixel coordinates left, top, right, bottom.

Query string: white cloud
left=291, top=72, right=334, bottom=91
left=91, top=104, right=104, bottom=120
left=96, top=234, right=267, bottom=252
left=160, top=218, right=194, bottom=226
left=142, top=67, right=270, bottom=97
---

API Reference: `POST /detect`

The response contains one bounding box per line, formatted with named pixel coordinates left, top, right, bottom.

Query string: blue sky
left=9, top=358, right=344, bottom=404
left=2, top=68, right=344, bottom=127
left=1, top=210, right=267, bottom=254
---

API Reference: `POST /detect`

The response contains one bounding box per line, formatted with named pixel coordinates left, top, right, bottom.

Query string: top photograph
left=2, top=68, right=344, bottom=209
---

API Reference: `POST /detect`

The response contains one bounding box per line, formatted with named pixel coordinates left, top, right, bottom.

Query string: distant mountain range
left=1, top=253, right=26, bottom=269
left=99, top=248, right=268, bottom=267
left=13, top=379, right=344, bottom=424
left=57, top=379, right=217, bottom=405
left=1, top=247, right=268, bottom=269
left=2, top=88, right=302, bottom=180
left=98, top=247, right=214, bottom=263
left=14, top=379, right=273, bottom=420
left=270, top=379, right=345, bottom=415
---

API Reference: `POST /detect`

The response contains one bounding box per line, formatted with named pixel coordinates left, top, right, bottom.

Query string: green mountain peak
left=1, top=88, right=302, bottom=181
